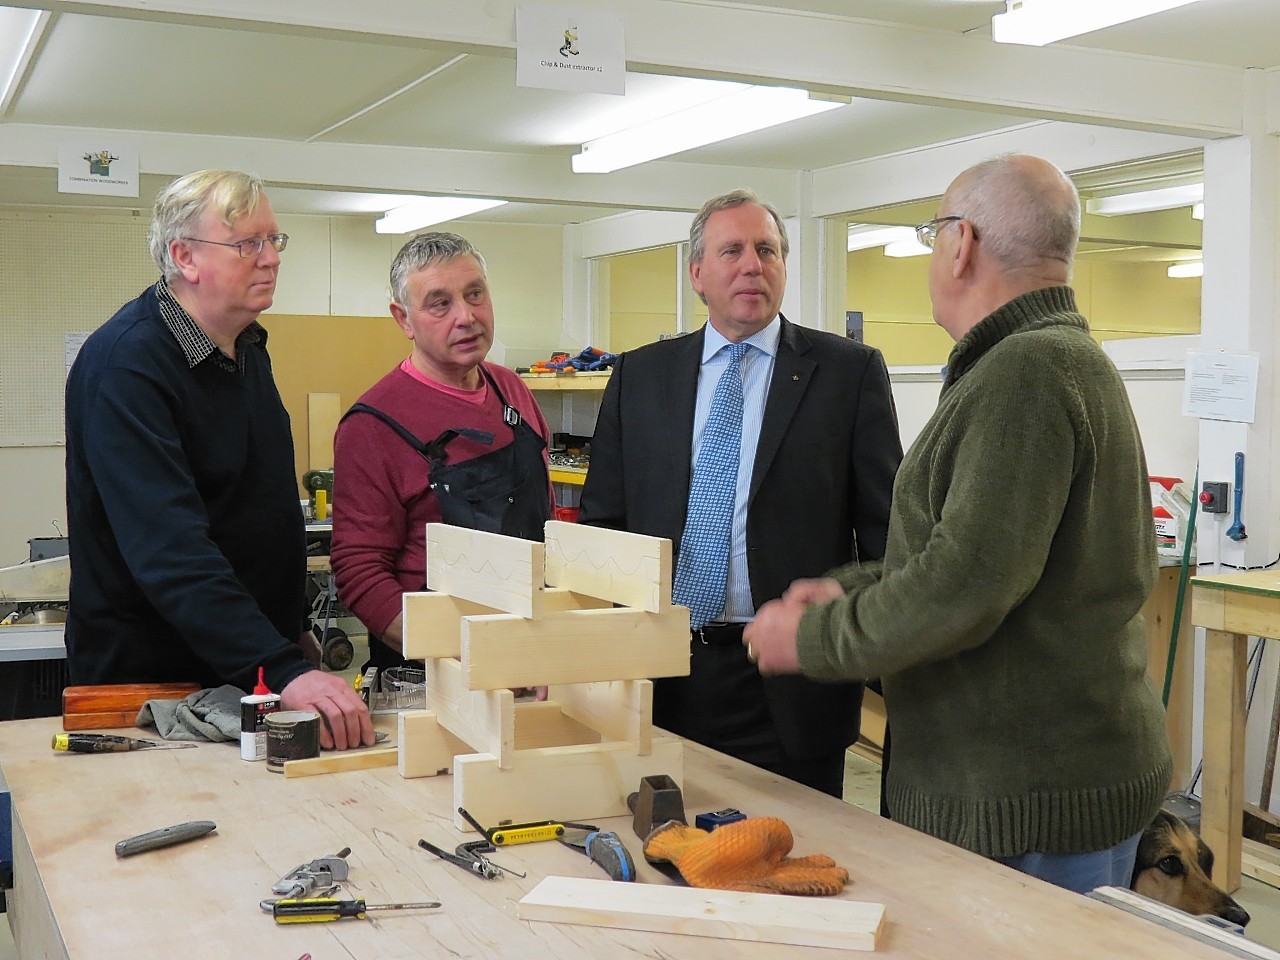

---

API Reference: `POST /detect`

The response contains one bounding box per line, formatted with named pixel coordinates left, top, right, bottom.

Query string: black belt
left=694, top=622, right=747, bottom=646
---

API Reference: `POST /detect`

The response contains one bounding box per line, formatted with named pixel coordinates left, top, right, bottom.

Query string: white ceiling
left=0, top=0, right=1272, bottom=227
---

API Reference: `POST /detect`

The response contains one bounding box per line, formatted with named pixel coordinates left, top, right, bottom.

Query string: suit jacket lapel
left=750, top=316, right=814, bottom=502
left=665, top=328, right=705, bottom=506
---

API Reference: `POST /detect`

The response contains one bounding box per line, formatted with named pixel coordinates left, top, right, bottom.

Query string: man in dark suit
left=579, top=188, right=901, bottom=797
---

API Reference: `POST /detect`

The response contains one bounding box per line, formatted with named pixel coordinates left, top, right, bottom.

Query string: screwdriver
left=272, top=897, right=441, bottom=924
left=52, top=733, right=198, bottom=753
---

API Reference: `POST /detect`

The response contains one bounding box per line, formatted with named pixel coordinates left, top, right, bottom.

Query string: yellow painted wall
left=847, top=249, right=1202, bottom=366
left=608, top=246, right=678, bottom=352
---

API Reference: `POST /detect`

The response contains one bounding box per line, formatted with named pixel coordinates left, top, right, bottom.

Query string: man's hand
left=782, top=577, right=844, bottom=606
left=280, top=669, right=375, bottom=751
left=743, top=598, right=804, bottom=676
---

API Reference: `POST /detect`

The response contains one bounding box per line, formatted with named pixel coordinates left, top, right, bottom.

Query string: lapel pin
left=792, top=374, right=800, bottom=381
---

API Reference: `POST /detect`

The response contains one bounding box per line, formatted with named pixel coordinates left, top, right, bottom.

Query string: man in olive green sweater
left=746, top=154, right=1171, bottom=893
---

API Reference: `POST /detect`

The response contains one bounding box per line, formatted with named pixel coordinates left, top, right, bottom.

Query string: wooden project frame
left=398, top=521, right=690, bottom=829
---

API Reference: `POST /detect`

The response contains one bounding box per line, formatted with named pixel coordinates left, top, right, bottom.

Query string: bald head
left=942, top=154, right=1080, bottom=275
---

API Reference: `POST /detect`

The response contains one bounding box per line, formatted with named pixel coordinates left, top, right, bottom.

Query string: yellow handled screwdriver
left=52, top=733, right=198, bottom=753
left=272, top=897, right=441, bottom=924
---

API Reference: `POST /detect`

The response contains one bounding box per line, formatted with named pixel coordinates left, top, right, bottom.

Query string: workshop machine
left=0, top=552, right=70, bottom=721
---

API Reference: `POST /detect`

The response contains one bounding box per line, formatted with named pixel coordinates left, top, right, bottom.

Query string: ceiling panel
left=0, top=0, right=1271, bottom=224
left=681, top=98, right=1022, bottom=169
left=8, top=13, right=458, bottom=139
left=1044, top=0, right=1280, bottom=69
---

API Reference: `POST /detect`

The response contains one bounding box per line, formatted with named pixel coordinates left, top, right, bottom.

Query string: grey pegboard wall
left=0, top=214, right=156, bottom=446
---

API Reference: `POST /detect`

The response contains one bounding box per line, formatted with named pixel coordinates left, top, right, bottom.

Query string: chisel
left=53, top=733, right=198, bottom=753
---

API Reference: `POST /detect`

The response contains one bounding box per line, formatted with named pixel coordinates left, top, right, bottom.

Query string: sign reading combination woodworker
left=57, top=139, right=139, bottom=197
left=516, top=3, right=625, bottom=95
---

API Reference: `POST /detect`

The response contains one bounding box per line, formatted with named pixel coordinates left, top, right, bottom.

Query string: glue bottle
left=240, top=667, right=281, bottom=761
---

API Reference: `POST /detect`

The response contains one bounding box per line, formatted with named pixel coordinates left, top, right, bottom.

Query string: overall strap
left=479, top=365, right=523, bottom=429
left=342, top=402, right=493, bottom=463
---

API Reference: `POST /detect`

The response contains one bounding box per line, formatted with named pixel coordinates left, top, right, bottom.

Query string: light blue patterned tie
left=673, top=342, right=749, bottom=630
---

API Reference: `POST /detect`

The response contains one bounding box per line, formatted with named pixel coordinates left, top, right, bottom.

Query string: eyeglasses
left=914, top=216, right=965, bottom=250
left=182, top=233, right=289, bottom=258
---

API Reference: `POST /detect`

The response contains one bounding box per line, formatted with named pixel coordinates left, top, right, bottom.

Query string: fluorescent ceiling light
left=992, top=0, right=1205, bottom=46
left=883, top=239, right=931, bottom=258
left=1191, top=202, right=1204, bottom=221
left=847, top=224, right=916, bottom=252
left=572, top=86, right=845, bottom=173
left=1085, top=183, right=1203, bottom=217
left=375, top=197, right=506, bottom=234
left=1167, top=261, right=1203, bottom=279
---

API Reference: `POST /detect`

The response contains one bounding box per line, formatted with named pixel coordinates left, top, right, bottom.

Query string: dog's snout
left=1221, top=902, right=1251, bottom=928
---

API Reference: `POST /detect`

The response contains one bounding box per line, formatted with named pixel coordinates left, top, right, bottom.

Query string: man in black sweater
left=65, top=169, right=373, bottom=750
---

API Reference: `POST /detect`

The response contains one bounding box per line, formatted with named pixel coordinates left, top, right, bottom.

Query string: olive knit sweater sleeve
left=798, top=316, right=1084, bottom=680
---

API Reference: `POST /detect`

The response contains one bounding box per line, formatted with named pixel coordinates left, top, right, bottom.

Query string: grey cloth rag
left=136, top=684, right=244, bottom=742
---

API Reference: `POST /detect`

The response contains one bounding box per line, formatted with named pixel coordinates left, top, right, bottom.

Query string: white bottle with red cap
left=240, top=667, right=281, bottom=761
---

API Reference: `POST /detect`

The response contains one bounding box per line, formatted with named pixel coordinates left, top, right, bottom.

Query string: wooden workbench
left=0, top=717, right=1246, bottom=960
left=1191, top=569, right=1280, bottom=894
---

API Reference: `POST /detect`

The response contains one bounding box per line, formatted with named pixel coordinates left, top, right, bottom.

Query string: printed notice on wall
left=516, top=3, right=625, bottom=95
left=1182, top=351, right=1259, bottom=423
left=58, top=139, right=139, bottom=197
left=65, top=332, right=90, bottom=375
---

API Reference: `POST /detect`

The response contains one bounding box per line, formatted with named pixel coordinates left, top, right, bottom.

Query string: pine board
left=518, top=876, right=884, bottom=951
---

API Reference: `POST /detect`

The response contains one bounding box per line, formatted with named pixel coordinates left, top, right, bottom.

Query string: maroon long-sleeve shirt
left=331, top=360, right=552, bottom=637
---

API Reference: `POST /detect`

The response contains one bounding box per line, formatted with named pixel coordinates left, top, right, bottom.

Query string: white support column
left=1195, top=70, right=1280, bottom=808
left=561, top=223, right=591, bottom=350
left=675, top=242, right=696, bottom=335
left=781, top=171, right=830, bottom=333
left=1198, top=82, right=1279, bottom=572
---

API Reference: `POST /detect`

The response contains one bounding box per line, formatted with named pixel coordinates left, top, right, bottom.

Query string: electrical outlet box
left=1200, top=481, right=1229, bottom=514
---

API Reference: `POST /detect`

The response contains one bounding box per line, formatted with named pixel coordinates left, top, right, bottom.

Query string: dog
left=1131, top=809, right=1251, bottom=928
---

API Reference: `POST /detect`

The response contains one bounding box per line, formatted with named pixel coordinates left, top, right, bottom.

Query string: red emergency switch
left=1200, top=481, right=1229, bottom=514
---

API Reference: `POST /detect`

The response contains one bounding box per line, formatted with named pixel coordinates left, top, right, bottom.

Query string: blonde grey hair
left=688, top=188, right=790, bottom=264
left=148, top=170, right=266, bottom=280
left=946, top=156, right=1081, bottom=270
left=389, top=232, right=487, bottom=306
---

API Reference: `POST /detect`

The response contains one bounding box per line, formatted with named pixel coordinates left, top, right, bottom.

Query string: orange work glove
left=643, top=817, right=848, bottom=896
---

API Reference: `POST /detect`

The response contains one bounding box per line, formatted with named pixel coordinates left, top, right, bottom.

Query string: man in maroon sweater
left=331, top=233, right=554, bottom=669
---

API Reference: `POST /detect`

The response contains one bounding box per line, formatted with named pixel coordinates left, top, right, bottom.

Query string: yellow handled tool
left=272, top=897, right=440, bottom=924
left=53, top=733, right=198, bottom=753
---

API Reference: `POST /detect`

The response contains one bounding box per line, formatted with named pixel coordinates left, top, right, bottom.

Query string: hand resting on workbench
left=281, top=670, right=375, bottom=750
left=644, top=817, right=848, bottom=896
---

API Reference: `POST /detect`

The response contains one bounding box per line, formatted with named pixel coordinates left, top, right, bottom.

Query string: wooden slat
left=513, top=701, right=601, bottom=750
left=425, top=524, right=544, bottom=618
left=547, top=680, right=652, bottom=755
left=518, top=877, right=884, bottom=951
left=453, top=738, right=682, bottom=830
left=306, top=392, right=341, bottom=471
left=402, top=592, right=503, bottom=659
left=462, top=608, right=690, bottom=690
left=544, top=521, right=672, bottom=612
left=402, top=588, right=611, bottom=660
left=1144, top=565, right=1194, bottom=788
left=283, top=746, right=398, bottom=778
left=1203, top=628, right=1248, bottom=892
left=398, top=709, right=471, bottom=779
left=426, top=657, right=514, bottom=766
